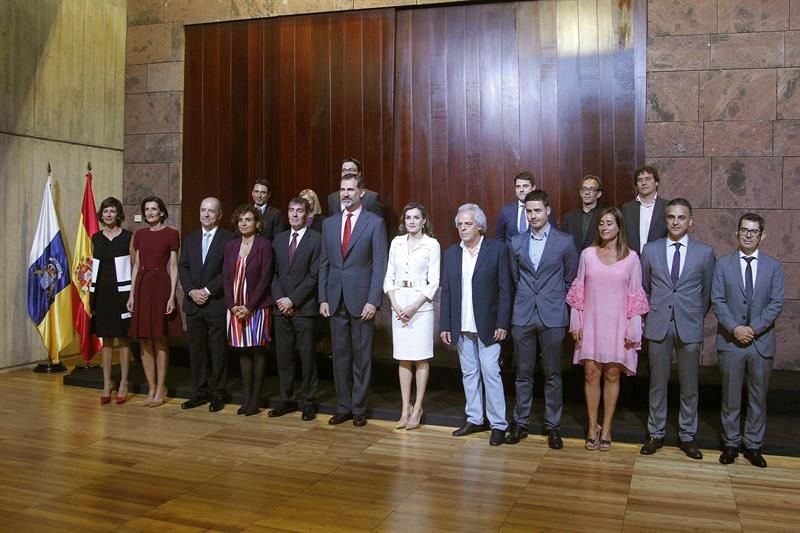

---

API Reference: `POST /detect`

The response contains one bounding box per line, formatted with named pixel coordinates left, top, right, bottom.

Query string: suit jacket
left=510, top=227, right=578, bottom=328
left=712, top=251, right=784, bottom=357
left=563, top=205, right=602, bottom=252
left=178, top=227, right=236, bottom=316
left=640, top=236, right=715, bottom=343
left=622, top=196, right=669, bottom=253
left=327, top=189, right=383, bottom=218
left=222, top=235, right=273, bottom=312
left=307, top=215, right=323, bottom=234
left=271, top=228, right=321, bottom=318
left=318, top=209, right=388, bottom=316
left=254, top=204, right=286, bottom=242
left=440, top=237, right=512, bottom=346
left=495, top=201, right=557, bottom=243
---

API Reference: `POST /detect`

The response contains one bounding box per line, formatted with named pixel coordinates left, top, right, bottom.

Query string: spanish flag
left=28, top=176, right=74, bottom=362
left=71, top=171, right=101, bottom=362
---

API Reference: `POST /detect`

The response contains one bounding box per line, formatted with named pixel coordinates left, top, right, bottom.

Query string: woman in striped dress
left=223, top=204, right=273, bottom=416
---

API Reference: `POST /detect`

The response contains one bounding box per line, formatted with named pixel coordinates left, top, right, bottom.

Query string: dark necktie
left=518, top=204, right=527, bottom=233
left=744, top=256, right=755, bottom=323
left=341, top=213, right=352, bottom=256
left=288, top=232, right=298, bottom=265
left=670, top=242, right=681, bottom=286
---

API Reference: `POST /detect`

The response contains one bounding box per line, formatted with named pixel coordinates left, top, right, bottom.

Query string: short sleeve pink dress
left=566, top=247, right=649, bottom=375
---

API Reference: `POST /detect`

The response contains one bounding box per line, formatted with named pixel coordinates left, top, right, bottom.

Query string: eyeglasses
left=737, top=228, right=762, bottom=237
left=579, top=187, right=600, bottom=193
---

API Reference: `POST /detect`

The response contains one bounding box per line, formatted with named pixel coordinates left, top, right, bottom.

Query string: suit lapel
left=343, top=213, right=368, bottom=257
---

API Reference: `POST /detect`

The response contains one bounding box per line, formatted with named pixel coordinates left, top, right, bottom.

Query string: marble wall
left=0, top=0, right=126, bottom=369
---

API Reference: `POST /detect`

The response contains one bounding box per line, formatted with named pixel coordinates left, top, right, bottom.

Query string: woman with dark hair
left=91, top=197, right=133, bottom=404
left=383, top=202, right=440, bottom=429
left=566, top=207, right=648, bottom=451
left=127, top=195, right=182, bottom=407
left=223, top=204, right=273, bottom=416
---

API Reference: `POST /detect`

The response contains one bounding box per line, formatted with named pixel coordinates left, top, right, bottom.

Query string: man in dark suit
left=622, top=165, right=669, bottom=254
left=495, top=171, right=556, bottom=243
left=713, top=213, right=784, bottom=468
left=441, top=204, right=512, bottom=446
left=562, top=175, right=603, bottom=252
left=319, top=173, right=388, bottom=427
left=178, top=197, right=236, bottom=412
left=506, top=190, right=578, bottom=448
left=268, top=197, right=322, bottom=422
left=639, top=198, right=715, bottom=459
left=326, top=157, right=383, bottom=218
left=252, top=179, right=286, bottom=241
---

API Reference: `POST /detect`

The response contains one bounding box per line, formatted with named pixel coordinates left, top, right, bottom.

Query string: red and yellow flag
left=71, top=171, right=101, bottom=361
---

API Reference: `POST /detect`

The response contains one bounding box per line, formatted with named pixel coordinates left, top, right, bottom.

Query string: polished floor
left=1, top=363, right=799, bottom=532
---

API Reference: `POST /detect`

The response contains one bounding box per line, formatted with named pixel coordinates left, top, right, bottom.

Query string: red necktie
left=288, top=232, right=298, bottom=265
left=341, top=213, right=352, bottom=256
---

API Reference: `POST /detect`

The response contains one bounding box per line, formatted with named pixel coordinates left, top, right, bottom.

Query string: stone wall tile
left=355, top=0, right=415, bottom=7
left=647, top=157, right=712, bottom=208
left=711, top=157, right=783, bottom=209
left=172, top=23, right=185, bottom=62
left=648, top=0, right=717, bottom=36
left=762, top=210, right=800, bottom=261
left=272, top=0, right=336, bottom=15
left=124, top=135, right=147, bottom=164
left=718, top=0, right=790, bottom=33
left=704, top=121, right=773, bottom=156
left=127, top=23, right=173, bottom=65
left=783, top=157, right=800, bottom=207
left=169, top=162, right=182, bottom=204
left=645, top=122, right=704, bottom=157
left=775, top=120, right=800, bottom=155
left=128, top=0, right=165, bottom=26
left=793, top=0, right=800, bottom=29
left=123, top=163, right=170, bottom=204
left=148, top=62, right=184, bottom=93
left=775, top=301, right=800, bottom=370
left=777, top=69, right=800, bottom=119
left=647, top=35, right=710, bottom=71
left=710, top=32, right=784, bottom=69
left=165, top=0, right=231, bottom=24
left=146, top=133, right=181, bottom=163
left=691, top=208, right=743, bottom=258
left=647, top=71, right=698, bottom=122
left=699, top=69, right=777, bottom=121
left=232, top=0, right=275, bottom=18
left=125, top=65, right=148, bottom=94
left=125, top=92, right=182, bottom=135
left=783, top=263, right=800, bottom=299
left=787, top=31, right=800, bottom=66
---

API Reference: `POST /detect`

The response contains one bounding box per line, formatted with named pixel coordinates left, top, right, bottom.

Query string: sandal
left=585, top=425, right=601, bottom=451
left=599, top=439, right=612, bottom=452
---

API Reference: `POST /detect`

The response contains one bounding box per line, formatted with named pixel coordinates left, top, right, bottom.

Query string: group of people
left=89, top=160, right=784, bottom=468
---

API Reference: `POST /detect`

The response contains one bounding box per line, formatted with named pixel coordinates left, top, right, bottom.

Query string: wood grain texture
left=0, top=365, right=798, bottom=531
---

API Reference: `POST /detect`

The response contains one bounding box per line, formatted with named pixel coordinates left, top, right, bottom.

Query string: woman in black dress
left=90, top=197, right=133, bottom=404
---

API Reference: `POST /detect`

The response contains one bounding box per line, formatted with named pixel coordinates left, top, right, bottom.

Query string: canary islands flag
left=28, top=177, right=74, bottom=362
left=71, top=171, right=101, bottom=361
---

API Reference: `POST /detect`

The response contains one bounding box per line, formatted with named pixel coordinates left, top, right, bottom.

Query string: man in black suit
left=268, top=197, right=322, bottom=421
left=178, top=197, right=236, bottom=412
left=326, top=157, right=383, bottom=218
left=621, top=165, right=669, bottom=254
left=562, top=175, right=603, bottom=253
left=252, top=179, right=286, bottom=241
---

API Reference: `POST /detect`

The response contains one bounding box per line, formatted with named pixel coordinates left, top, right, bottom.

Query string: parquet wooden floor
left=0, top=367, right=798, bottom=532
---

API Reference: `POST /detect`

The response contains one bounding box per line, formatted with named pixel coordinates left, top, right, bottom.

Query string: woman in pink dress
left=566, top=207, right=648, bottom=451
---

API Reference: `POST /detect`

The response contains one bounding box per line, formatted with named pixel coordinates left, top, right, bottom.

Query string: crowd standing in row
left=89, top=160, right=784, bottom=468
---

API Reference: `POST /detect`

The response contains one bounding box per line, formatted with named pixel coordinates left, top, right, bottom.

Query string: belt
left=399, top=280, right=427, bottom=288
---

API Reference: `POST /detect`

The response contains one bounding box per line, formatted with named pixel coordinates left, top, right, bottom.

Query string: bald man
left=178, top=197, right=236, bottom=412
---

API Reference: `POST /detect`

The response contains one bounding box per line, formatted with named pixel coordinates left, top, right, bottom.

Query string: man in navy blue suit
left=495, top=171, right=556, bottom=243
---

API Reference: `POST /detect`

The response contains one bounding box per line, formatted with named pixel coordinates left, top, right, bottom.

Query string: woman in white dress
left=384, top=203, right=441, bottom=430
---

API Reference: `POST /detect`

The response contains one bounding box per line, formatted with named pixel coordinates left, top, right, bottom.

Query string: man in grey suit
left=622, top=165, right=669, bottom=254
left=319, top=172, right=388, bottom=427
left=506, top=190, right=578, bottom=448
left=640, top=198, right=716, bottom=459
left=713, top=213, right=784, bottom=468
left=326, top=157, right=383, bottom=218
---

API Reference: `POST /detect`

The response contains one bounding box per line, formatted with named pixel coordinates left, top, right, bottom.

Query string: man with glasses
left=326, top=157, right=383, bottom=218
left=563, top=175, right=604, bottom=252
left=622, top=166, right=669, bottom=253
left=712, top=213, right=784, bottom=468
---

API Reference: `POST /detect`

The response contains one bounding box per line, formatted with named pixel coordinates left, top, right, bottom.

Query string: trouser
left=457, top=332, right=508, bottom=431
left=274, top=313, right=318, bottom=407
left=719, top=349, right=772, bottom=449
left=330, top=302, right=374, bottom=415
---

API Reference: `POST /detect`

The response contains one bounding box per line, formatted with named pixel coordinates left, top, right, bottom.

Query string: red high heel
left=100, top=394, right=112, bottom=405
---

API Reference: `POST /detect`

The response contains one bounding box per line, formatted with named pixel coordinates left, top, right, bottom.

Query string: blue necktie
left=670, top=242, right=681, bottom=286
left=202, top=232, right=211, bottom=263
left=744, top=257, right=755, bottom=323
left=518, top=204, right=527, bottom=233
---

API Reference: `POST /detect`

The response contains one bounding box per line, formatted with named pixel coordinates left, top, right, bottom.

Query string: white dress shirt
left=288, top=226, right=307, bottom=246
left=739, top=248, right=760, bottom=288
left=637, top=193, right=658, bottom=252
left=340, top=205, right=363, bottom=242
left=459, top=236, right=483, bottom=333
left=665, top=234, right=689, bottom=278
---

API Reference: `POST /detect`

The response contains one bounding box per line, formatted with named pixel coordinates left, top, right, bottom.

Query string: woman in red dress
left=127, top=196, right=182, bottom=407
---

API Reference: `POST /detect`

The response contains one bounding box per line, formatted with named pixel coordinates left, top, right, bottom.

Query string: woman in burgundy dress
left=127, top=196, right=182, bottom=407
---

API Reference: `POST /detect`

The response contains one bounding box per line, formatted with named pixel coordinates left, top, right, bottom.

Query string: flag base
left=73, top=362, right=99, bottom=370
left=34, top=362, right=67, bottom=373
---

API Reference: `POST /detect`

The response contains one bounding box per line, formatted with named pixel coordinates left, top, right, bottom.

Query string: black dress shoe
left=181, top=397, right=207, bottom=410
left=353, top=415, right=367, bottom=427
left=504, top=424, right=528, bottom=444
left=301, top=404, right=316, bottom=421
left=244, top=408, right=261, bottom=416
left=640, top=436, right=664, bottom=455
left=547, top=429, right=564, bottom=450
left=679, top=439, right=703, bottom=460
left=209, top=396, right=225, bottom=412
left=489, top=428, right=505, bottom=446
left=719, top=446, right=739, bottom=465
left=452, top=422, right=487, bottom=437
left=743, top=448, right=767, bottom=468
left=236, top=405, right=248, bottom=415
left=328, top=413, right=353, bottom=425
left=267, top=405, right=296, bottom=417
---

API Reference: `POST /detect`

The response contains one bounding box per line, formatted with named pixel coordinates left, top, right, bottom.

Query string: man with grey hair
left=440, top=204, right=512, bottom=446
